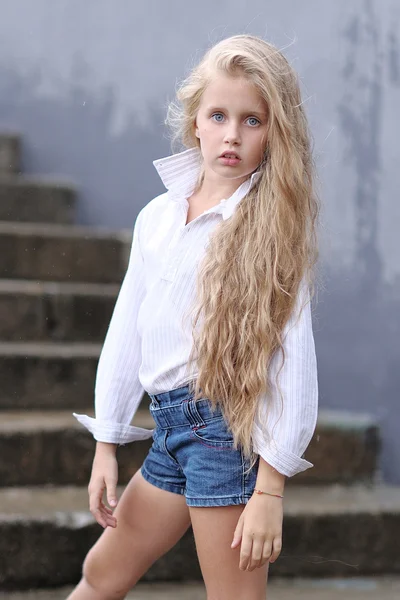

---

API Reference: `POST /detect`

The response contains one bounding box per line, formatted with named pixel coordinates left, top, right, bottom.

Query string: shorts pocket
left=150, top=425, right=162, bottom=449
left=191, top=415, right=234, bottom=448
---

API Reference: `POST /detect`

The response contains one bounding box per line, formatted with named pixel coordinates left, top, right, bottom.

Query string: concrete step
left=0, top=484, right=399, bottom=588
left=297, top=409, right=380, bottom=485
left=0, top=408, right=153, bottom=486
left=0, top=176, right=76, bottom=224
left=0, top=221, right=131, bottom=283
left=0, top=341, right=101, bottom=410
left=0, top=279, right=118, bottom=342
left=0, top=133, right=20, bottom=175
left=3, top=578, right=400, bottom=600
left=0, top=408, right=379, bottom=487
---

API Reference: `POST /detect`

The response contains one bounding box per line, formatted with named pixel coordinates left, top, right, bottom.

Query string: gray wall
left=0, top=0, right=399, bottom=481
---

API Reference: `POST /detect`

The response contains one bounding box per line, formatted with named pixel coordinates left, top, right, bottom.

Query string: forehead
left=199, top=73, right=267, bottom=114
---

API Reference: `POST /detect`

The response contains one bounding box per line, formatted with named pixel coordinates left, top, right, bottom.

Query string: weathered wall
left=0, top=0, right=399, bottom=481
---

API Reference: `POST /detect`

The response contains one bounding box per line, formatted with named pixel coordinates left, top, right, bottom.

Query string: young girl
left=70, top=33, right=319, bottom=600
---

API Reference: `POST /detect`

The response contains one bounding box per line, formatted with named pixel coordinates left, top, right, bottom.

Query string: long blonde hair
left=166, top=34, right=320, bottom=472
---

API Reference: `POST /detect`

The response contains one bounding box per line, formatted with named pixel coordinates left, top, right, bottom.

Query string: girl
left=70, top=33, right=319, bottom=600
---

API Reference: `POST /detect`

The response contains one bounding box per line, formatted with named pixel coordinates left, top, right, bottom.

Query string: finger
left=270, top=537, right=282, bottom=563
left=94, top=506, right=117, bottom=528
left=92, top=508, right=108, bottom=528
left=99, top=502, right=118, bottom=525
left=231, top=515, right=244, bottom=548
left=239, top=537, right=253, bottom=571
left=100, top=503, right=117, bottom=518
left=103, top=513, right=118, bottom=528
left=106, top=477, right=118, bottom=508
left=89, top=479, right=105, bottom=513
left=247, top=539, right=264, bottom=571
left=260, top=541, right=273, bottom=567
left=89, top=489, right=107, bottom=524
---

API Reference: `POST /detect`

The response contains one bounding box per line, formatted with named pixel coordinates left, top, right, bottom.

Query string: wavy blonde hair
left=166, top=34, right=320, bottom=472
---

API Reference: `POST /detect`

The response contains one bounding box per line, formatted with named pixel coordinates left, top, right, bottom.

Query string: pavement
left=2, top=577, right=400, bottom=599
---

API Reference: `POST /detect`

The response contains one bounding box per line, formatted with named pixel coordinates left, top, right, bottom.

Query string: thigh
left=83, top=468, right=191, bottom=596
left=189, top=504, right=268, bottom=600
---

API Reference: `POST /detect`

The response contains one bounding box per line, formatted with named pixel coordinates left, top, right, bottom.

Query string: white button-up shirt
left=73, top=147, right=318, bottom=477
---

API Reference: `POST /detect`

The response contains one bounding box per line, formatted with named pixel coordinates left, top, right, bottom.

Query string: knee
left=82, top=547, right=130, bottom=600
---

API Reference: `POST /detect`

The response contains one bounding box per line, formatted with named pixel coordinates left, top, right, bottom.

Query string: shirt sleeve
left=251, top=277, right=318, bottom=477
left=72, top=207, right=155, bottom=445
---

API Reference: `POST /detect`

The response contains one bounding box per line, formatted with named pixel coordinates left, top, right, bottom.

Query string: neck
left=196, top=169, right=249, bottom=204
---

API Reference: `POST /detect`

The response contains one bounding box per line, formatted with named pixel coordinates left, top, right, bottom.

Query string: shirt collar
left=153, top=147, right=262, bottom=220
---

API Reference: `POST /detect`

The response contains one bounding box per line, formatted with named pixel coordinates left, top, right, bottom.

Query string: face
left=194, top=72, right=268, bottom=184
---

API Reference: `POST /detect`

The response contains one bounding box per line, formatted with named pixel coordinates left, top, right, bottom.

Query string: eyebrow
left=205, top=105, right=267, bottom=118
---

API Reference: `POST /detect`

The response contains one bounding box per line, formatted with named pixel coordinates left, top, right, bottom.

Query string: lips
left=219, top=152, right=241, bottom=160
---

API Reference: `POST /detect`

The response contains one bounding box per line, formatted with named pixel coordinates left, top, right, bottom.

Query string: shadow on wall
left=314, top=265, right=400, bottom=484
left=0, top=62, right=170, bottom=228
left=311, top=0, right=400, bottom=484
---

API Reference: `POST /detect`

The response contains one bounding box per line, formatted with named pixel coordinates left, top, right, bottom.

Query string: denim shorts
left=140, top=383, right=260, bottom=507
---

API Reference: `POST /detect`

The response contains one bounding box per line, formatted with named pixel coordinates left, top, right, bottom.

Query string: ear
left=194, top=118, right=200, bottom=138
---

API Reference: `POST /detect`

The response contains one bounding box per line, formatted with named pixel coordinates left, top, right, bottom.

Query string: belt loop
left=188, top=398, right=206, bottom=427
left=149, top=393, right=160, bottom=407
left=182, top=399, right=197, bottom=426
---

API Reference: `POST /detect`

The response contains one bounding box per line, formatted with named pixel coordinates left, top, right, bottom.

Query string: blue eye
left=211, top=113, right=261, bottom=126
left=247, top=117, right=260, bottom=127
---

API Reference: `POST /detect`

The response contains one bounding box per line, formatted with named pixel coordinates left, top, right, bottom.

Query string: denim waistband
left=148, top=383, right=193, bottom=407
left=148, top=383, right=224, bottom=428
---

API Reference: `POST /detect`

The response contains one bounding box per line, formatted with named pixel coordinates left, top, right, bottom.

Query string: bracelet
left=253, top=488, right=284, bottom=499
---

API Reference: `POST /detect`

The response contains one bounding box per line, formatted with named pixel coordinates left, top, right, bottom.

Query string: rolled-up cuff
left=252, top=426, right=313, bottom=478
left=72, top=413, right=155, bottom=445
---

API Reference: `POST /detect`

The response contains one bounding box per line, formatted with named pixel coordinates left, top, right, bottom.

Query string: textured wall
left=0, top=0, right=399, bottom=481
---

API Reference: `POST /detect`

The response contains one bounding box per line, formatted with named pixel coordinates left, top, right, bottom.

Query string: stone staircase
left=0, top=133, right=399, bottom=593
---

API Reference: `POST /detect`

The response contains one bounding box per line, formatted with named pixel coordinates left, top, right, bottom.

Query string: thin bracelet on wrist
left=253, top=488, right=284, bottom=499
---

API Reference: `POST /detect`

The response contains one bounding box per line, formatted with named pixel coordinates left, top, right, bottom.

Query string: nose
left=223, top=122, right=241, bottom=145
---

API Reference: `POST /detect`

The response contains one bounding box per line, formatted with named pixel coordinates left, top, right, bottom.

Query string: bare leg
left=66, top=469, right=191, bottom=600
left=189, top=504, right=268, bottom=600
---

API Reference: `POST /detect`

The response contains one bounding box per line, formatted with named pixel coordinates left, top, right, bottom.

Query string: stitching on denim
left=162, top=429, right=184, bottom=472
left=241, top=448, right=246, bottom=498
left=150, top=392, right=192, bottom=409
left=188, top=398, right=207, bottom=428
left=186, top=493, right=246, bottom=500
left=189, top=411, right=234, bottom=447
left=189, top=428, right=234, bottom=450
left=186, top=496, right=249, bottom=506
left=182, top=397, right=198, bottom=427
left=141, top=466, right=185, bottom=494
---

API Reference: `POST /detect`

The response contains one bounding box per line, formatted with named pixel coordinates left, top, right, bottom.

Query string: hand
left=88, top=442, right=119, bottom=528
left=230, top=493, right=283, bottom=571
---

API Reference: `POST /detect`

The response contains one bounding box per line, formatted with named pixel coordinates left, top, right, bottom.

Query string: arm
left=251, top=277, right=319, bottom=478
left=73, top=207, right=154, bottom=445
left=232, top=279, right=318, bottom=570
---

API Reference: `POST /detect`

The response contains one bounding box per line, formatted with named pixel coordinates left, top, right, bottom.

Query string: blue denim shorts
left=140, top=383, right=259, bottom=507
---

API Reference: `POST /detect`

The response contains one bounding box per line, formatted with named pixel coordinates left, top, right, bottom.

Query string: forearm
left=255, top=455, right=286, bottom=495
left=96, top=441, right=118, bottom=456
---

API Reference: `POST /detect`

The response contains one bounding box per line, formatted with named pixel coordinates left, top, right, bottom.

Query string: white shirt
left=73, top=147, right=318, bottom=477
